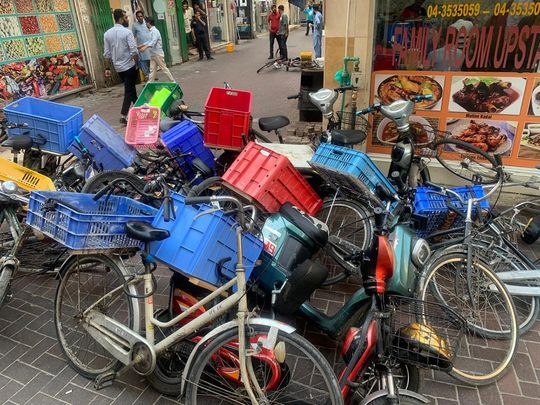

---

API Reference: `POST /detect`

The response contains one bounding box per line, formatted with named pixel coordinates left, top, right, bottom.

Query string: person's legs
left=196, top=34, right=204, bottom=59
left=269, top=32, right=276, bottom=58
left=202, top=40, right=212, bottom=59
left=313, top=32, right=321, bottom=58
left=281, top=35, right=288, bottom=60
left=119, top=66, right=138, bottom=117
left=305, top=22, right=310, bottom=35
left=154, top=55, right=175, bottom=82
left=140, top=59, right=150, bottom=77
left=148, top=56, right=158, bottom=82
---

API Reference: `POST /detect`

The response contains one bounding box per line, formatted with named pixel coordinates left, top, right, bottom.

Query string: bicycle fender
left=359, top=389, right=429, bottom=405
left=180, top=318, right=296, bottom=394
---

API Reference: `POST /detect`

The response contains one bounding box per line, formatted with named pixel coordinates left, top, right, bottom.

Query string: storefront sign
left=370, top=0, right=540, bottom=168
left=0, top=0, right=89, bottom=103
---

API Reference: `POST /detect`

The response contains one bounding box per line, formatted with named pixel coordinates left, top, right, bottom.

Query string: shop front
left=369, top=0, right=540, bottom=170
left=0, top=0, right=91, bottom=104
left=206, top=0, right=230, bottom=45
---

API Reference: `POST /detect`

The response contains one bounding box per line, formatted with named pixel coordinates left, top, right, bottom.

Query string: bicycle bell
left=309, top=88, right=338, bottom=118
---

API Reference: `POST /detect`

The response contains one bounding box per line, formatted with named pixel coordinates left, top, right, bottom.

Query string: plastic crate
left=4, top=96, right=83, bottom=154
left=125, top=106, right=160, bottom=148
left=0, top=156, right=55, bottom=191
left=69, top=115, right=137, bottom=171
left=149, top=192, right=263, bottom=287
left=134, top=82, right=183, bottom=116
left=204, top=87, right=252, bottom=150
left=160, top=120, right=215, bottom=180
left=310, top=143, right=396, bottom=196
left=414, top=185, right=489, bottom=237
left=222, top=142, right=322, bottom=215
left=26, top=191, right=157, bottom=250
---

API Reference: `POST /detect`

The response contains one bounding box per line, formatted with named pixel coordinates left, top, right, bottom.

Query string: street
left=1, top=29, right=540, bottom=405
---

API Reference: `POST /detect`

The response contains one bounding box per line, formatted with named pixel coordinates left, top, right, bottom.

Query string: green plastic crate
left=134, top=82, right=183, bottom=116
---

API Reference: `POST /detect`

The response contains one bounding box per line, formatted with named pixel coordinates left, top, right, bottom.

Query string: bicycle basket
left=388, top=296, right=466, bottom=372
left=336, top=111, right=370, bottom=133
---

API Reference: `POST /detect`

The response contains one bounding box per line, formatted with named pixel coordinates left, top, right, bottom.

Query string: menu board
left=0, top=0, right=89, bottom=102
left=370, top=0, right=540, bottom=168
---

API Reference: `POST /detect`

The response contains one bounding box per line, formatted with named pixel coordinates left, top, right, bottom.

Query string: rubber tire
left=54, top=255, right=136, bottom=379
left=0, top=265, right=13, bottom=308
left=82, top=170, right=145, bottom=195
left=315, top=197, right=374, bottom=284
left=416, top=250, right=518, bottom=386
left=364, top=393, right=427, bottom=405
left=184, top=325, right=342, bottom=404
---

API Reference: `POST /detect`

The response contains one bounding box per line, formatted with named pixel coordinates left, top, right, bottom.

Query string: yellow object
left=300, top=51, right=313, bottom=61
left=226, top=43, right=234, bottom=53
left=0, top=156, right=55, bottom=191
left=399, top=322, right=451, bottom=360
left=149, top=88, right=172, bottom=108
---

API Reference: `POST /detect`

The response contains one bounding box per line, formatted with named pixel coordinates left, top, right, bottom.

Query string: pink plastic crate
left=204, top=87, right=252, bottom=151
left=125, top=106, right=160, bottom=148
left=222, top=142, right=322, bottom=215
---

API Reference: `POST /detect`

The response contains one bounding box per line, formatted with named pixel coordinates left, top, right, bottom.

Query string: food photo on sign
left=519, top=123, right=540, bottom=160
left=445, top=118, right=516, bottom=156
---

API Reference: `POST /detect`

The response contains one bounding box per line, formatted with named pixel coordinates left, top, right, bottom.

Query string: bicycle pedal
left=94, top=371, right=116, bottom=390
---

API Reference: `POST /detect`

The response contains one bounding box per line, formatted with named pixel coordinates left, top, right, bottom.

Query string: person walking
left=313, top=4, right=323, bottom=58
left=138, top=17, right=176, bottom=82
left=191, top=10, right=214, bottom=60
left=267, top=4, right=280, bottom=59
left=103, top=9, right=139, bottom=125
left=304, top=3, right=314, bottom=35
left=276, top=5, right=289, bottom=61
left=132, top=10, right=151, bottom=79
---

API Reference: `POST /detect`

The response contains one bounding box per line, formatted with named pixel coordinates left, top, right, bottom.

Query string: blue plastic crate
left=149, top=192, right=263, bottom=287
left=160, top=121, right=215, bottom=180
left=27, top=191, right=157, bottom=250
left=4, top=97, right=84, bottom=154
left=414, top=185, right=489, bottom=237
left=310, top=143, right=396, bottom=195
left=69, top=115, right=137, bottom=171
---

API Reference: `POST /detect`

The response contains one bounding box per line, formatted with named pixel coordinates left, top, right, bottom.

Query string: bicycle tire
left=257, top=60, right=277, bottom=74
left=416, top=250, right=518, bottom=386
left=363, top=392, right=427, bottom=405
left=184, top=324, right=342, bottom=404
left=82, top=170, right=145, bottom=194
left=54, top=254, right=138, bottom=379
left=314, top=198, right=374, bottom=285
left=431, top=138, right=501, bottom=185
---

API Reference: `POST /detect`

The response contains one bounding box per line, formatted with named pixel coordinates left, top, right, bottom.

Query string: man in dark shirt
left=267, top=4, right=280, bottom=59
left=191, top=10, right=213, bottom=60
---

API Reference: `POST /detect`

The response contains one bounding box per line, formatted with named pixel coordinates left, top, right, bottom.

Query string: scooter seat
left=279, top=203, right=328, bottom=248
left=160, top=117, right=181, bottom=133
left=125, top=221, right=170, bottom=242
left=2, top=135, right=34, bottom=151
left=331, top=130, right=367, bottom=146
left=191, top=157, right=214, bottom=178
left=258, top=116, right=290, bottom=132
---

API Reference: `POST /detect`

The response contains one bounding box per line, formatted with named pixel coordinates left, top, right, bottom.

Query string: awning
left=289, top=0, right=304, bottom=9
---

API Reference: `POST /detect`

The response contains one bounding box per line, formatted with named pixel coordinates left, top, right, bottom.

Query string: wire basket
left=388, top=296, right=466, bottom=372
left=336, top=111, right=370, bottom=132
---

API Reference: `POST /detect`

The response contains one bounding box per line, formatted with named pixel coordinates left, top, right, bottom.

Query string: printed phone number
left=427, top=2, right=540, bottom=18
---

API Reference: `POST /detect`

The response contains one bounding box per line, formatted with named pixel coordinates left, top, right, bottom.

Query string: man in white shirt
left=103, top=9, right=139, bottom=125
left=132, top=10, right=151, bottom=79
left=138, top=17, right=176, bottom=83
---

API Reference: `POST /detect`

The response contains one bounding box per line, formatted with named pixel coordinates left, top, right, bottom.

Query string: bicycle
left=50, top=179, right=342, bottom=403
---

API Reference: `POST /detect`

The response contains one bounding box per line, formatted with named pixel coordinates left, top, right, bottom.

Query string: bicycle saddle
left=125, top=221, right=170, bottom=242
left=2, top=135, right=33, bottom=150
left=258, top=116, right=290, bottom=132
left=331, top=130, right=367, bottom=146
left=160, top=117, right=181, bottom=133
left=279, top=203, right=328, bottom=248
left=191, top=157, right=214, bottom=178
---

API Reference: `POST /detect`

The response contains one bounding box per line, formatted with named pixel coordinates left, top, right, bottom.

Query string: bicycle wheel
left=54, top=254, right=137, bottom=378
left=314, top=197, right=373, bottom=285
left=431, top=138, right=501, bottom=185
left=184, top=324, right=342, bottom=404
left=82, top=170, right=145, bottom=195
left=257, top=60, right=277, bottom=74
left=416, top=250, right=518, bottom=385
left=362, top=392, right=427, bottom=405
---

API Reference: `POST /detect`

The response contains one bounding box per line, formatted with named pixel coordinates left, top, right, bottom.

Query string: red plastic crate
left=204, top=87, right=252, bottom=151
left=222, top=142, right=322, bottom=215
left=125, top=106, right=161, bottom=148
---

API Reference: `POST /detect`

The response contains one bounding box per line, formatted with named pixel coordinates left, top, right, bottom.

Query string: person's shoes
left=268, top=55, right=273, bottom=59
left=119, top=117, right=128, bottom=126
left=207, top=56, right=214, bottom=60
left=198, top=57, right=204, bottom=61
left=305, top=33, right=308, bottom=36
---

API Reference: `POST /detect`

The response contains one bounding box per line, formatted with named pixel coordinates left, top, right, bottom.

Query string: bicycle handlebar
left=287, top=94, right=300, bottom=100
left=356, top=94, right=433, bottom=116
